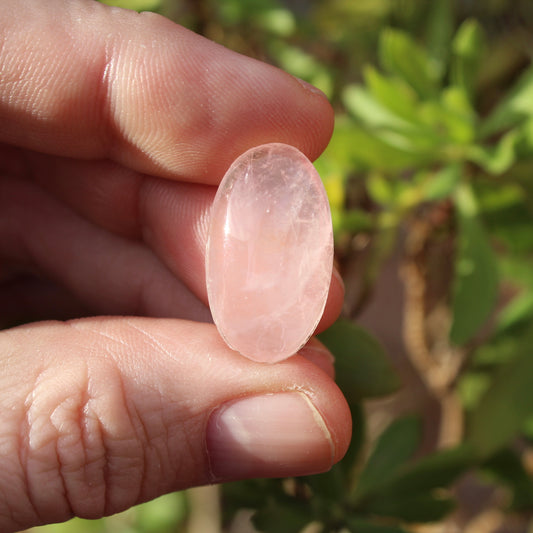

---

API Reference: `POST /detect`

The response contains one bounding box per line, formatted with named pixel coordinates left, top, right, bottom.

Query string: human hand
left=0, top=1, right=351, bottom=531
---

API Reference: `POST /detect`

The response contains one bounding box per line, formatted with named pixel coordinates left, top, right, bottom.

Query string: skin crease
left=0, top=1, right=352, bottom=531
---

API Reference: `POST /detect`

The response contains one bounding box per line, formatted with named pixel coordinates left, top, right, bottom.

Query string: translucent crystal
left=206, top=143, right=333, bottom=363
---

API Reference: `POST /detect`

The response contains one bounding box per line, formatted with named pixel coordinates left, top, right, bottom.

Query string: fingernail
left=296, top=77, right=328, bottom=98
left=206, top=392, right=334, bottom=481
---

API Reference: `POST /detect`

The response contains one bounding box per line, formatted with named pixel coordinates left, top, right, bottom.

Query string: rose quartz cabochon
left=206, top=143, right=333, bottom=363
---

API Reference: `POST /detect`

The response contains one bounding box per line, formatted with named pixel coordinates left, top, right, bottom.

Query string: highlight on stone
left=206, top=143, right=333, bottom=363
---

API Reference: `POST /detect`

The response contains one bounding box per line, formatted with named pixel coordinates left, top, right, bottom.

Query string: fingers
left=1, top=0, right=333, bottom=183
left=0, top=176, right=211, bottom=322
left=1, top=167, right=344, bottom=329
left=0, top=317, right=351, bottom=531
left=299, top=338, right=336, bottom=378
left=138, top=173, right=345, bottom=332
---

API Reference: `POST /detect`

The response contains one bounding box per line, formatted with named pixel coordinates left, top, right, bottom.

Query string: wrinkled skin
left=0, top=1, right=351, bottom=531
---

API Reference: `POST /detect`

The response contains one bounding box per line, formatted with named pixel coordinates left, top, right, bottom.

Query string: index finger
left=0, top=0, right=334, bottom=184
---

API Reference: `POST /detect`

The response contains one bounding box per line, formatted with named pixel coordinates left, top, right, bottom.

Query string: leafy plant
left=224, top=1, right=533, bottom=530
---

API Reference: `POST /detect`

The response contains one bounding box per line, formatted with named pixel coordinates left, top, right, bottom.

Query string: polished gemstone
left=206, top=143, right=333, bottom=363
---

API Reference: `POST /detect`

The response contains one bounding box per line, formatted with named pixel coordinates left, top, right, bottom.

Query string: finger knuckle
left=17, top=358, right=146, bottom=522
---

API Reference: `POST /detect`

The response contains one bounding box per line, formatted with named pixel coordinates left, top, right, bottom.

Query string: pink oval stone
left=206, top=143, right=333, bottom=363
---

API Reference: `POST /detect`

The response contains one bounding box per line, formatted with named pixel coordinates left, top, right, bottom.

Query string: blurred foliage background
left=28, top=0, right=533, bottom=532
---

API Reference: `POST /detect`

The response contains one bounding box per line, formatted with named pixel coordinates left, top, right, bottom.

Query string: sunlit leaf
left=342, top=85, right=415, bottom=132
left=425, top=0, right=454, bottom=80
left=337, top=122, right=427, bottom=171
left=363, top=66, right=420, bottom=123
left=366, top=172, right=394, bottom=206
left=467, top=129, right=518, bottom=175
left=496, top=290, right=533, bottom=336
left=480, top=66, right=533, bottom=138
left=340, top=209, right=374, bottom=233
left=451, top=19, right=485, bottom=99
left=418, top=88, right=476, bottom=144
left=256, top=7, right=295, bottom=36
left=513, top=118, right=533, bottom=159
left=440, top=87, right=477, bottom=142
left=458, top=371, right=491, bottom=410
left=379, top=28, right=439, bottom=99
left=421, top=163, right=461, bottom=200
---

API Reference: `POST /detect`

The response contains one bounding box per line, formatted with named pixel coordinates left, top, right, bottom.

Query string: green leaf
left=496, top=292, right=533, bottom=335
left=478, top=183, right=533, bottom=254
left=382, top=445, right=474, bottom=493
left=363, top=66, right=420, bottom=123
left=362, top=492, right=455, bottom=523
left=483, top=448, right=533, bottom=510
left=339, top=209, right=374, bottom=234
left=343, top=81, right=442, bottom=154
left=252, top=498, right=312, bottom=533
left=514, top=117, right=533, bottom=157
left=342, top=85, right=417, bottom=135
left=458, top=371, right=491, bottom=410
left=366, top=172, right=395, bottom=206
left=425, top=0, right=454, bottom=81
left=480, top=66, right=533, bottom=138
left=355, top=416, right=421, bottom=499
left=418, top=87, right=476, bottom=144
left=451, top=19, right=485, bottom=99
left=221, top=479, right=284, bottom=523
left=303, top=465, right=345, bottom=505
left=467, top=328, right=533, bottom=457
left=356, top=446, right=472, bottom=522
left=467, top=129, right=519, bottom=175
left=337, top=121, right=430, bottom=171
left=422, top=164, right=462, bottom=201
left=441, top=87, right=477, bottom=142
left=256, top=7, right=295, bottom=37
left=319, top=320, right=401, bottom=405
left=379, top=28, right=439, bottom=99
left=450, top=184, right=499, bottom=345
left=345, top=518, right=411, bottom=533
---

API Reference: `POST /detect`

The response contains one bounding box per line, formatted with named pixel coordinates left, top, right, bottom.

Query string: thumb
left=0, top=318, right=351, bottom=531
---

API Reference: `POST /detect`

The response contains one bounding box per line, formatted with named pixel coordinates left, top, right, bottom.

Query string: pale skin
left=0, top=1, right=352, bottom=531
